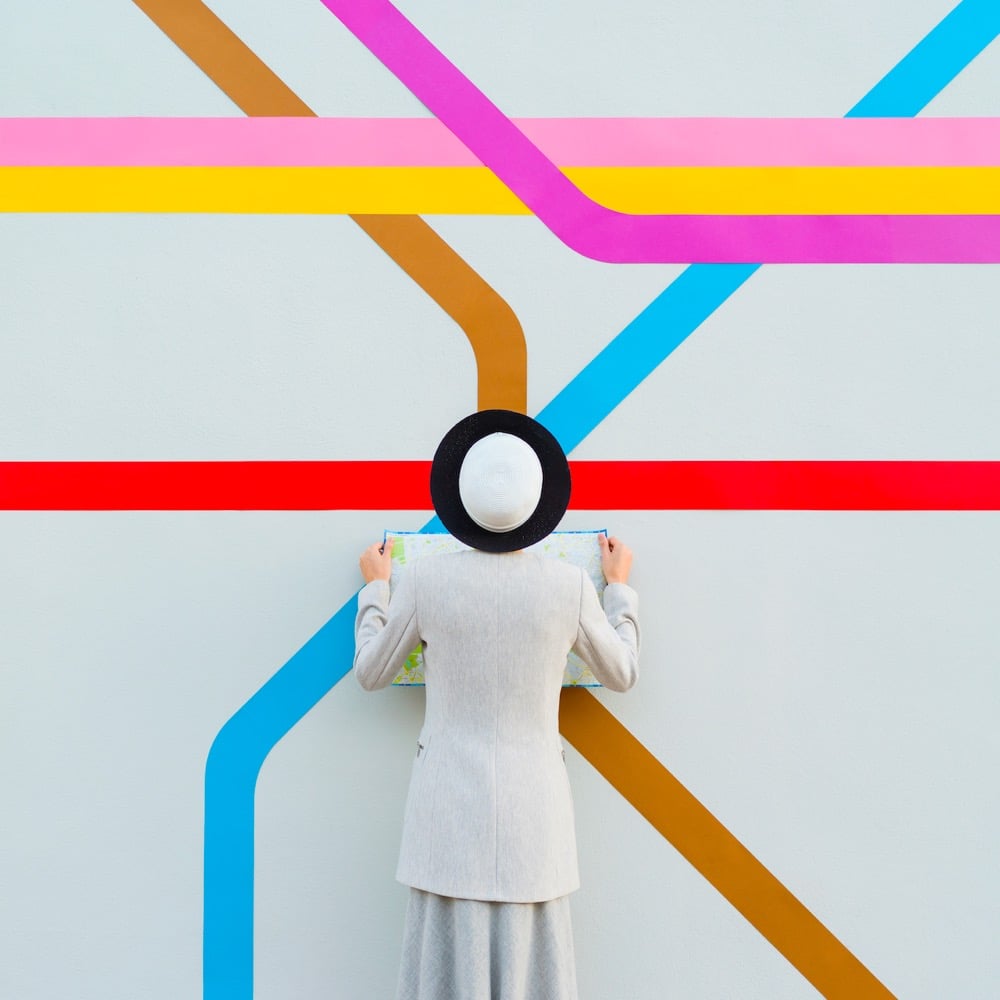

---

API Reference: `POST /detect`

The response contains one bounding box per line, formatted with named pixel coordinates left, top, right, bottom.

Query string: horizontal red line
left=3, top=461, right=1000, bottom=510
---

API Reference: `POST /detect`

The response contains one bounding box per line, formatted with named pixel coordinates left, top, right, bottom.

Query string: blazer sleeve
left=353, top=565, right=421, bottom=691
left=572, top=574, right=640, bottom=692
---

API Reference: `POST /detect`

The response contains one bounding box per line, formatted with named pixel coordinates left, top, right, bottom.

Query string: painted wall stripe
left=0, top=461, right=430, bottom=510
left=348, top=214, right=526, bottom=411
left=5, top=461, right=1000, bottom=511
left=131, top=0, right=315, bottom=116
left=316, top=0, right=1000, bottom=263
left=848, top=0, right=1000, bottom=118
left=130, top=0, right=526, bottom=415
left=204, top=604, right=357, bottom=997
left=7, top=165, right=1000, bottom=215
left=558, top=690, right=895, bottom=998
left=537, top=263, right=761, bottom=454
left=5, top=116, right=1000, bottom=167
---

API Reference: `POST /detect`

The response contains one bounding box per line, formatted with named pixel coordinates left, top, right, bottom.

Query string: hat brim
left=430, top=410, right=571, bottom=553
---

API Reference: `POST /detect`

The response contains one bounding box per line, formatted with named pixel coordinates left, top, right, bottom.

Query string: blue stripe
left=204, top=610, right=356, bottom=993
left=537, top=264, right=759, bottom=453
left=203, top=3, right=1000, bottom=995
left=848, top=0, right=1000, bottom=117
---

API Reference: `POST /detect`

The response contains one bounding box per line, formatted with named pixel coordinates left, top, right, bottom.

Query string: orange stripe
left=559, top=690, right=896, bottom=998
left=350, top=215, right=527, bottom=411
left=130, top=0, right=526, bottom=412
left=131, top=0, right=313, bottom=116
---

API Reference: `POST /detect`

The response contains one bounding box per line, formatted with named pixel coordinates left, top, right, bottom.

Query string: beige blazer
left=354, top=548, right=640, bottom=902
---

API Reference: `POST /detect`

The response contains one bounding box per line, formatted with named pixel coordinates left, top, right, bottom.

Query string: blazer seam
left=492, top=554, right=501, bottom=897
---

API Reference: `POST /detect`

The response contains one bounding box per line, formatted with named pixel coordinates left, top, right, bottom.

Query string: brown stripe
left=559, top=689, right=896, bottom=998
left=351, top=215, right=526, bottom=410
left=131, top=0, right=313, bottom=116
left=130, top=0, right=527, bottom=413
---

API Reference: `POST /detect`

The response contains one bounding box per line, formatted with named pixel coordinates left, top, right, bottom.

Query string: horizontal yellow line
left=588, top=166, right=1000, bottom=214
left=3, top=167, right=999, bottom=213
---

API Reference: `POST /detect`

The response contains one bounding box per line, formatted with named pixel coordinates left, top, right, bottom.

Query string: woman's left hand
left=359, top=538, right=394, bottom=583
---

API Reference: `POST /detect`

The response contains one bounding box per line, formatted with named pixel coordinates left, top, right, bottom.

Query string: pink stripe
left=3, top=116, right=1000, bottom=166
left=0, top=117, right=480, bottom=167
left=518, top=117, right=1000, bottom=166
left=316, top=0, right=1000, bottom=263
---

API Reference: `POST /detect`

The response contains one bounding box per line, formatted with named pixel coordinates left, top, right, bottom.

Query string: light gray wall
left=2, top=2, right=999, bottom=998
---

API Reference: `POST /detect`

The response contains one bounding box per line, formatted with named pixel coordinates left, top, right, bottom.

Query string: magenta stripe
left=3, top=116, right=1000, bottom=167
left=315, top=0, right=1000, bottom=263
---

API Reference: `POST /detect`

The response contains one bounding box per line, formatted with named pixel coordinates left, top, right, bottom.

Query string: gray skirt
left=396, top=888, right=579, bottom=1000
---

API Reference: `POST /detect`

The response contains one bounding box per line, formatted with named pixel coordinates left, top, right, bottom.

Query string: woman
left=354, top=410, right=639, bottom=1000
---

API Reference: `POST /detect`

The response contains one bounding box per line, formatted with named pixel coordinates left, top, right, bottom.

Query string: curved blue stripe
left=203, top=3, right=1000, bottom=995
left=204, top=610, right=355, bottom=993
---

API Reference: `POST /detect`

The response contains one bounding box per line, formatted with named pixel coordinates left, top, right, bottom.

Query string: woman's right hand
left=599, top=534, right=632, bottom=585
left=359, top=537, right=394, bottom=583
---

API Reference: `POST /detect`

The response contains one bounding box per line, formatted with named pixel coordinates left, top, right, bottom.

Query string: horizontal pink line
left=3, top=117, right=1000, bottom=166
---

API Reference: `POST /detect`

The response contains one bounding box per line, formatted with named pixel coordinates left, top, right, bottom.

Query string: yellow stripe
left=575, top=166, right=1000, bottom=214
left=3, top=166, right=999, bottom=214
left=0, top=167, right=527, bottom=214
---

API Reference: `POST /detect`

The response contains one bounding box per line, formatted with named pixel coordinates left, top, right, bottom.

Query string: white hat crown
left=458, top=432, right=544, bottom=533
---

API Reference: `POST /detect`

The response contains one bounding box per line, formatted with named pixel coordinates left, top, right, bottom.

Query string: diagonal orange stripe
left=131, top=0, right=313, bottom=116
left=130, top=0, right=527, bottom=413
left=559, top=689, right=896, bottom=998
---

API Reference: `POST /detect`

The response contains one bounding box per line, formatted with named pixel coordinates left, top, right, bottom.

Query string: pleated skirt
left=396, top=888, right=579, bottom=1000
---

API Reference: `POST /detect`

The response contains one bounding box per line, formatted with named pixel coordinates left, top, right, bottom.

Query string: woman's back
left=415, top=549, right=582, bottom=747
left=355, top=547, right=639, bottom=902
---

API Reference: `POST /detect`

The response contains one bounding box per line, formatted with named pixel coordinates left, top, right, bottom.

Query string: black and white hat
left=430, top=410, right=571, bottom=553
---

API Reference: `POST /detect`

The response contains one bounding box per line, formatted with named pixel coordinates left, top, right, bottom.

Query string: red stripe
left=0, top=461, right=431, bottom=510
left=3, top=461, right=1000, bottom=510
